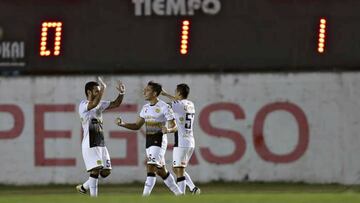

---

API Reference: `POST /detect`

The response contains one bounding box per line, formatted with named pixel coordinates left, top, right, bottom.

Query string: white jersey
left=171, top=99, right=195, bottom=148
left=79, top=100, right=110, bottom=148
left=140, top=99, right=175, bottom=150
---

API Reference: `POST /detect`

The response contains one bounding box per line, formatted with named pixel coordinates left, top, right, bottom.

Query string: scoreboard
left=0, top=0, right=360, bottom=74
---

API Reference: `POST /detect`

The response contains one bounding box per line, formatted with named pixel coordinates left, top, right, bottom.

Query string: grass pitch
left=0, top=182, right=359, bottom=203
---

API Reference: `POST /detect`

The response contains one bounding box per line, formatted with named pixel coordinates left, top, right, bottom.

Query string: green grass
left=0, top=182, right=360, bottom=203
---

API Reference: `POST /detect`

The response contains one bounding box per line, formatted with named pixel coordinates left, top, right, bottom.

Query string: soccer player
left=115, top=81, right=182, bottom=196
left=161, top=83, right=201, bottom=194
left=76, top=77, right=125, bottom=197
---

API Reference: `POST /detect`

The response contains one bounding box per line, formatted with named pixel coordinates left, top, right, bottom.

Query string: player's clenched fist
left=115, top=117, right=124, bottom=126
left=116, top=80, right=126, bottom=95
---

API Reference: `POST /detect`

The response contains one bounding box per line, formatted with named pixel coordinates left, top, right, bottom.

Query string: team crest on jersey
left=179, top=117, right=185, bottom=122
left=184, top=105, right=194, bottom=111
left=155, top=108, right=161, bottom=113
left=96, top=160, right=102, bottom=165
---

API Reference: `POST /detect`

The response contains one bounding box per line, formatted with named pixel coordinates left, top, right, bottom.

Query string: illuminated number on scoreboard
left=317, top=18, right=327, bottom=54
left=180, top=20, right=190, bottom=55
left=36, top=18, right=330, bottom=58
left=176, top=18, right=329, bottom=56
left=40, top=21, right=63, bottom=57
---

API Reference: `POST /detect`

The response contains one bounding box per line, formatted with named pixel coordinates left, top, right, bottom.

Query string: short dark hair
left=177, top=83, right=190, bottom=99
left=147, top=81, right=162, bottom=96
left=85, top=81, right=99, bottom=97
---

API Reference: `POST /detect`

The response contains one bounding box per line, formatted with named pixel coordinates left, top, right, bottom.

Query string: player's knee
left=157, top=167, right=167, bottom=177
left=160, top=171, right=170, bottom=180
left=100, top=169, right=111, bottom=178
left=173, top=166, right=184, bottom=177
left=90, top=170, right=100, bottom=178
left=156, top=167, right=169, bottom=179
left=147, top=164, right=158, bottom=173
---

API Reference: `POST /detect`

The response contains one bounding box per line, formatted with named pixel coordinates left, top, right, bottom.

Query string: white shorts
left=146, top=146, right=166, bottom=167
left=173, top=147, right=194, bottom=167
left=82, top=146, right=111, bottom=172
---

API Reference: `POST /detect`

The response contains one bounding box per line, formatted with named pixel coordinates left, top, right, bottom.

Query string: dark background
left=0, top=0, right=359, bottom=75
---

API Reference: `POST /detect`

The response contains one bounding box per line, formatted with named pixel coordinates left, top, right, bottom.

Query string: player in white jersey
left=116, top=81, right=182, bottom=196
left=76, top=77, right=125, bottom=197
left=161, top=83, right=201, bottom=195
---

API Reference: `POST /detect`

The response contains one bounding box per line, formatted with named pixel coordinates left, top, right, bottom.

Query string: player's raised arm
left=161, top=89, right=176, bottom=101
left=106, top=80, right=126, bottom=110
left=87, top=77, right=106, bottom=111
left=116, top=116, right=145, bottom=130
left=162, top=119, right=177, bottom=134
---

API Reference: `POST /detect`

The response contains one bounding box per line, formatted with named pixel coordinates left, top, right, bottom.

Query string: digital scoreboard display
left=0, top=0, right=359, bottom=74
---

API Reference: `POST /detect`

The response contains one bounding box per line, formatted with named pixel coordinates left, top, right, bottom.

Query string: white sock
left=185, top=171, right=196, bottom=191
left=89, top=177, right=98, bottom=197
left=177, top=176, right=186, bottom=194
left=143, top=174, right=156, bottom=196
left=82, top=178, right=91, bottom=190
left=164, top=173, right=183, bottom=196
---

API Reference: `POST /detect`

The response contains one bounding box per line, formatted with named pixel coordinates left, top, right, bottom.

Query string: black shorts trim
left=174, top=131, right=179, bottom=147
left=146, top=132, right=163, bottom=148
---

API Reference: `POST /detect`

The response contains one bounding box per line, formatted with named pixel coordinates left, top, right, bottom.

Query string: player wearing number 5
left=161, top=84, right=200, bottom=195
left=76, top=77, right=125, bottom=197
left=116, top=81, right=182, bottom=196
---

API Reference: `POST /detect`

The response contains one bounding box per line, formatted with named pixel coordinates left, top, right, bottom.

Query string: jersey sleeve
left=163, top=104, right=175, bottom=121
left=98, top=100, right=111, bottom=112
left=79, top=100, right=90, bottom=120
left=139, top=105, right=146, bottom=118
left=171, top=101, right=177, bottom=112
left=189, top=101, right=195, bottom=113
left=173, top=100, right=185, bottom=114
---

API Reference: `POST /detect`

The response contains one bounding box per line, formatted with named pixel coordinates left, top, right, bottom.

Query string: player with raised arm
left=161, top=83, right=201, bottom=195
left=115, top=81, right=182, bottom=196
left=76, top=77, right=125, bottom=197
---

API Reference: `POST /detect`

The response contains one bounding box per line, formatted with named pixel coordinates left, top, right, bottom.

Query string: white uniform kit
left=140, top=99, right=175, bottom=167
left=79, top=100, right=111, bottom=171
left=171, top=99, right=195, bottom=167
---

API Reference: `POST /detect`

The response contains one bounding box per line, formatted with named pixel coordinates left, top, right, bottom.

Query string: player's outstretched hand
left=115, top=117, right=124, bottom=126
left=161, top=88, right=168, bottom=96
left=161, top=88, right=176, bottom=101
left=116, top=80, right=126, bottom=95
left=97, top=76, right=107, bottom=89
